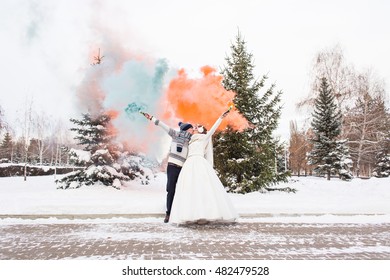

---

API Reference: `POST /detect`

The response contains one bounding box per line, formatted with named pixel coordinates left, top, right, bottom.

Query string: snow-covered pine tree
left=373, top=151, right=390, bottom=178
left=213, top=31, right=290, bottom=193
left=309, top=77, right=353, bottom=180
left=373, top=129, right=390, bottom=178
left=0, top=131, right=13, bottom=162
left=10, top=138, right=24, bottom=164
left=56, top=113, right=130, bottom=189
left=331, top=139, right=353, bottom=180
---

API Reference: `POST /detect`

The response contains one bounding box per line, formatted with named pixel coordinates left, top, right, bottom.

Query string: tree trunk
left=356, top=101, right=368, bottom=178
left=39, top=148, right=43, bottom=166
left=10, top=144, right=14, bottom=163
left=24, top=147, right=28, bottom=181
left=50, top=145, right=54, bottom=166
left=54, top=144, right=59, bottom=180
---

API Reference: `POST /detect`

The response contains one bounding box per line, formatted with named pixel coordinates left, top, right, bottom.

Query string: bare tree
left=33, top=111, right=51, bottom=165
left=0, top=105, right=4, bottom=131
left=288, top=121, right=312, bottom=176
left=20, top=97, right=34, bottom=181
left=343, top=71, right=388, bottom=177
left=50, top=118, right=73, bottom=179
left=298, top=44, right=357, bottom=112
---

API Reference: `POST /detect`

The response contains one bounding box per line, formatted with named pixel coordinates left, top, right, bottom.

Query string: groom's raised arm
left=142, top=112, right=177, bottom=137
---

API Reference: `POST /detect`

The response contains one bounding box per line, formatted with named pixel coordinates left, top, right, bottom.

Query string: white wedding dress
left=169, top=117, right=238, bottom=224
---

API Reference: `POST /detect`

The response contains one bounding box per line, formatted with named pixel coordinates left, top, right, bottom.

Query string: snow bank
left=0, top=174, right=389, bottom=223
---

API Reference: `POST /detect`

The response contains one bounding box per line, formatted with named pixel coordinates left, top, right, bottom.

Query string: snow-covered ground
left=0, top=173, right=389, bottom=223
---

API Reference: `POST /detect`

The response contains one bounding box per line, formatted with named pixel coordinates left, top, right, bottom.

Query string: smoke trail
left=153, top=59, right=169, bottom=93
left=76, top=66, right=106, bottom=117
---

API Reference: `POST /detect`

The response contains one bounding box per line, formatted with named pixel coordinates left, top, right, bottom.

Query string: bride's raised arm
left=205, top=109, right=230, bottom=141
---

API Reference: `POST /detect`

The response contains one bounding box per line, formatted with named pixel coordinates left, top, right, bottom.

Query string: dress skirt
left=169, top=154, right=238, bottom=224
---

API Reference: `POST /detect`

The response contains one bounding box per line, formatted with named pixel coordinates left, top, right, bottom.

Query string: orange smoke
left=104, top=109, right=120, bottom=138
left=161, top=66, right=248, bottom=131
left=105, top=109, right=120, bottom=120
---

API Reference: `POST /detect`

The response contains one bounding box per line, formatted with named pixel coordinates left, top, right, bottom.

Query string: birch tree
left=298, top=45, right=356, bottom=112
left=0, top=105, right=4, bottom=131
left=20, top=97, right=34, bottom=181
left=343, top=71, right=388, bottom=176
left=32, top=111, right=50, bottom=165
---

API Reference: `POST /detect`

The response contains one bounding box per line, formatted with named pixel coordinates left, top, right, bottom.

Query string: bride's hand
left=221, top=109, right=231, bottom=118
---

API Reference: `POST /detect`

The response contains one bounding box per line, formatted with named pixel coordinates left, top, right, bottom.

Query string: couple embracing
left=143, top=109, right=238, bottom=225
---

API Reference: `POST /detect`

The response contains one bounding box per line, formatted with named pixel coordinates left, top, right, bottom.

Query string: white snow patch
left=0, top=174, right=389, bottom=224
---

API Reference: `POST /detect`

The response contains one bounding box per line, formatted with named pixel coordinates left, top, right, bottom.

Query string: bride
left=169, top=109, right=239, bottom=225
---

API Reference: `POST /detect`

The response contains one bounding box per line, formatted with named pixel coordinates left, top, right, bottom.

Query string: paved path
left=1, top=220, right=389, bottom=260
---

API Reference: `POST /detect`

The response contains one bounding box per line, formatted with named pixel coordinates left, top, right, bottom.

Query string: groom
left=142, top=112, right=194, bottom=223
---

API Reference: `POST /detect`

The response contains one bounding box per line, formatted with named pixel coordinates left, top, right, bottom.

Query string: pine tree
left=332, top=139, right=353, bottom=180
left=12, top=138, right=24, bottom=164
left=373, top=150, right=390, bottom=178
left=213, top=31, right=290, bottom=193
left=373, top=116, right=390, bottom=178
left=309, top=77, right=353, bottom=180
left=56, top=113, right=130, bottom=189
left=0, top=132, right=13, bottom=162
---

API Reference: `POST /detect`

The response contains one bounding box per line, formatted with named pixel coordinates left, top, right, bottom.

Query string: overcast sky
left=1, top=0, right=389, bottom=140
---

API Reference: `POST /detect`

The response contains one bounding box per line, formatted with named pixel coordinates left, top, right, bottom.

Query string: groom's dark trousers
left=166, top=163, right=182, bottom=215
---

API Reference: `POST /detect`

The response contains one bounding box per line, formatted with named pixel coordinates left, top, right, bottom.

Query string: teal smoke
left=122, top=58, right=168, bottom=120
left=124, top=102, right=147, bottom=120
left=101, top=57, right=171, bottom=155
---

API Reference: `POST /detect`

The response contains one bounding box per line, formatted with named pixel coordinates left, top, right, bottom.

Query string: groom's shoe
left=164, top=214, right=170, bottom=223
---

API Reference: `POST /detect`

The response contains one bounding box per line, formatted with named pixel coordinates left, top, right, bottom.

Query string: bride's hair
left=196, top=124, right=207, bottom=134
